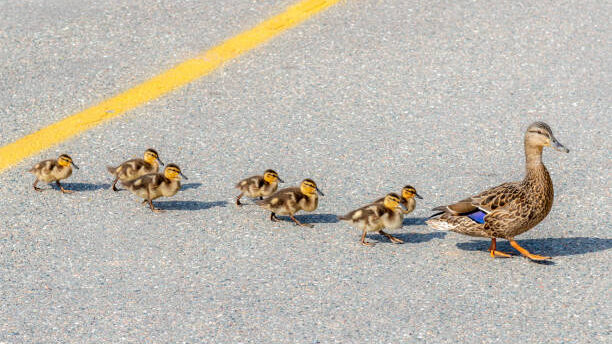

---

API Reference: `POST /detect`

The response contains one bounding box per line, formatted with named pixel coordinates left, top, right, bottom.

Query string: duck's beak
left=180, top=172, right=188, bottom=180
left=71, top=162, right=80, bottom=169
left=316, top=187, right=324, bottom=196
left=414, top=192, right=423, bottom=200
left=277, top=177, right=285, bottom=183
left=551, top=136, right=570, bottom=153
left=157, top=158, right=165, bottom=166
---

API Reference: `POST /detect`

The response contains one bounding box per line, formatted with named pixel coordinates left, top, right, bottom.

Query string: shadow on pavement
left=369, top=231, right=447, bottom=244
left=55, top=182, right=111, bottom=192
left=403, top=216, right=429, bottom=226
left=291, top=213, right=340, bottom=224
left=181, top=183, right=203, bottom=191
left=456, top=237, right=612, bottom=257
left=156, top=200, right=227, bottom=211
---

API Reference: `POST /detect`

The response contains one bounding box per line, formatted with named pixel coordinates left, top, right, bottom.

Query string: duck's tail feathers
left=425, top=218, right=456, bottom=231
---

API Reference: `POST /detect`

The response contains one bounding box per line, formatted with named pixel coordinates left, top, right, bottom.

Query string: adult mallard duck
left=426, top=122, right=569, bottom=260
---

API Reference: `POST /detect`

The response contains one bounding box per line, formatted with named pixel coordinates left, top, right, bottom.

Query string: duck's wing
left=338, top=203, right=383, bottom=222
left=256, top=187, right=300, bottom=208
left=431, top=182, right=523, bottom=223
left=235, top=175, right=263, bottom=189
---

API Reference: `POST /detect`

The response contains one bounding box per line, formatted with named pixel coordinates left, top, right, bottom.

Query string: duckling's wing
left=339, top=203, right=382, bottom=222
left=235, top=175, right=264, bottom=189
left=256, top=187, right=300, bottom=207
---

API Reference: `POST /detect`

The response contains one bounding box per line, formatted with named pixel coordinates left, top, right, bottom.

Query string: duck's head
left=144, top=148, right=164, bottom=166
left=164, top=163, right=188, bottom=180
left=300, top=178, right=324, bottom=197
left=263, top=169, right=284, bottom=183
left=525, top=122, right=569, bottom=153
left=401, top=185, right=422, bottom=200
left=57, top=154, right=79, bottom=169
left=383, top=193, right=407, bottom=211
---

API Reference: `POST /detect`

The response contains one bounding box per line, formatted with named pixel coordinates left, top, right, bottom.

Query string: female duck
left=257, top=178, right=324, bottom=228
left=122, top=163, right=187, bottom=213
left=426, top=122, right=569, bottom=260
left=107, top=148, right=164, bottom=191
left=29, top=154, right=79, bottom=193
left=339, top=193, right=407, bottom=246
left=235, top=169, right=284, bottom=206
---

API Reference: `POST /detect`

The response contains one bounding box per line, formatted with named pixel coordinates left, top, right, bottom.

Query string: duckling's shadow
left=285, top=213, right=340, bottom=224
left=155, top=200, right=227, bottom=211
left=53, top=182, right=111, bottom=192
left=456, top=237, right=612, bottom=262
left=403, top=217, right=429, bottom=226
left=181, top=183, right=203, bottom=191
left=370, top=231, right=447, bottom=244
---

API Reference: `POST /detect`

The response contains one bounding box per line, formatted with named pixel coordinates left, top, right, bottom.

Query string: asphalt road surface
left=0, top=0, right=610, bottom=343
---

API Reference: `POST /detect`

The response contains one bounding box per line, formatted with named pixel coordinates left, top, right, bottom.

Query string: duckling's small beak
left=180, top=172, right=188, bottom=180
left=71, top=162, right=80, bottom=169
left=157, top=158, right=165, bottom=166
left=551, top=137, right=570, bottom=153
left=316, top=187, right=324, bottom=196
left=415, top=192, right=423, bottom=200
left=277, top=177, right=285, bottom=183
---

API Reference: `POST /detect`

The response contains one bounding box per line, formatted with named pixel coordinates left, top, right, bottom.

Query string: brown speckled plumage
left=235, top=169, right=282, bottom=205
left=256, top=179, right=323, bottom=227
left=122, top=163, right=186, bottom=213
left=107, top=148, right=163, bottom=191
left=426, top=122, right=569, bottom=260
left=29, top=154, right=78, bottom=193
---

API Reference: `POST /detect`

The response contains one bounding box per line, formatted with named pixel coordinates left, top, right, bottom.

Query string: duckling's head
left=401, top=185, right=423, bottom=200
left=144, top=148, right=164, bottom=165
left=57, top=154, right=79, bottom=169
left=383, top=193, right=407, bottom=211
left=300, top=178, right=324, bottom=196
left=263, top=169, right=284, bottom=183
left=164, top=163, right=188, bottom=180
left=525, top=122, right=569, bottom=153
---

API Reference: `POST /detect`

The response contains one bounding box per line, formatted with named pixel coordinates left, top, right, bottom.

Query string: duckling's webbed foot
left=148, top=199, right=164, bottom=213
left=236, top=194, right=243, bottom=206
left=259, top=196, right=263, bottom=200
left=360, top=230, right=375, bottom=247
left=111, top=177, right=120, bottom=191
left=379, top=230, right=403, bottom=244
left=270, top=212, right=280, bottom=222
left=290, top=214, right=313, bottom=228
left=33, top=179, right=43, bottom=192
left=488, top=238, right=512, bottom=258
left=56, top=181, right=73, bottom=194
left=509, top=239, right=551, bottom=260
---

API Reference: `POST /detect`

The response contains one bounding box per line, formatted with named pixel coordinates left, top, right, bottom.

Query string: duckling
left=339, top=193, right=407, bottom=246
left=374, top=185, right=423, bottom=214
left=235, top=169, right=284, bottom=206
left=426, top=122, right=569, bottom=260
left=107, top=148, right=164, bottom=191
left=256, top=178, right=324, bottom=228
left=122, top=163, right=187, bottom=213
left=28, top=154, right=79, bottom=193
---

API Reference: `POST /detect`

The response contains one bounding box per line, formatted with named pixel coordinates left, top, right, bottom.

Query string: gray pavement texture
left=0, top=0, right=610, bottom=343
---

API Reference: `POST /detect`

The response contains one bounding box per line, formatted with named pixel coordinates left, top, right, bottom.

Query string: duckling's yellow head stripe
left=144, top=151, right=158, bottom=163
left=402, top=188, right=416, bottom=199
left=57, top=156, right=72, bottom=167
left=263, top=171, right=278, bottom=183
left=383, top=194, right=401, bottom=209
left=300, top=180, right=317, bottom=195
left=164, top=167, right=181, bottom=179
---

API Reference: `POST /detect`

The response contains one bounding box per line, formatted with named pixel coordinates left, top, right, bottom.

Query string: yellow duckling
left=122, top=163, right=187, bottom=213
left=107, top=148, right=164, bottom=191
left=374, top=185, right=422, bottom=214
left=235, top=169, right=284, bottom=206
left=339, top=193, right=407, bottom=246
left=256, top=178, right=324, bottom=228
left=28, top=154, right=79, bottom=193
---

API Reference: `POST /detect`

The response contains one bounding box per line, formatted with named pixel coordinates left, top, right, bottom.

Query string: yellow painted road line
left=0, top=0, right=340, bottom=173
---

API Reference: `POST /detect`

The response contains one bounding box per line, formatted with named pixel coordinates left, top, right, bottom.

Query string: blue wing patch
left=466, top=210, right=487, bottom=224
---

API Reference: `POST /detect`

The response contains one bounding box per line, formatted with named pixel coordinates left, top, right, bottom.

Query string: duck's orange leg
left=509, top=239, right=551, bottom=260
left=488, top=238, right=512, bottom=258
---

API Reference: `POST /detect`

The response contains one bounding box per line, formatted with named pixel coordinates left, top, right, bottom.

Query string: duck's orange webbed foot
left=509, top=239, right=551, bottom=261
left=488, top=238, right=513, bottom=258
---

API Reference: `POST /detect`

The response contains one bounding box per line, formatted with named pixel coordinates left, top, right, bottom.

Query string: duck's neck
left=523, top=143, right=551, bottom=186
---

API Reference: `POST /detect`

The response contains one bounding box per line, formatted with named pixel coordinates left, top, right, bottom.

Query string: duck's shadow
left=456, top=237, right=612, bottom=259
left=403, top=217, right=429, bottom=226
left=156, top=200, right=227, bottom=211
left=53, top=183, right=111, bottom=192
left=370, top=231, right=447, bottom=244
left=289, top=213, right=340, bottom=224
